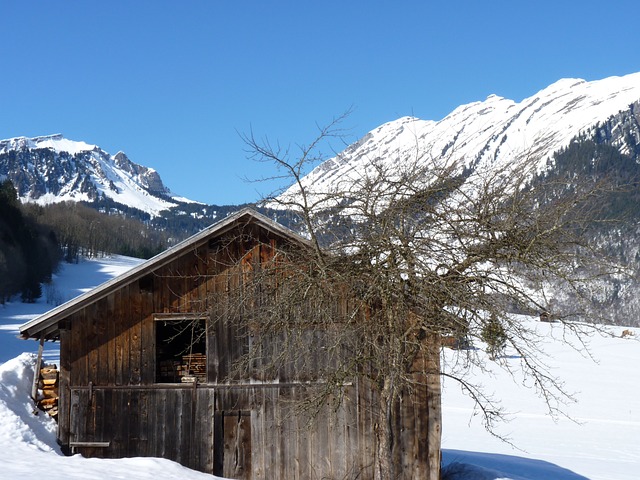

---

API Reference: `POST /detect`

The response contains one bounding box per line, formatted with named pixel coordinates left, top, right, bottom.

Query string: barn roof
left=20, top=208, right=308, bottom=341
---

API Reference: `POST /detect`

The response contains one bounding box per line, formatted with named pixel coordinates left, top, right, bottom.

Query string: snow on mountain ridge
left=0, top=134, right=97, bottom=155
left=282, top=72, right=640, bottom=204
left=0, top=134, right=179, bottom=216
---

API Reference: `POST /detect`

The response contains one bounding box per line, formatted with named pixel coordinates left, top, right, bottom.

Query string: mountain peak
left=0, top=134, right=97, bottom=155
left=0, top=134, right=178, bottom=216
left=280, top=71, right=640, bottom=206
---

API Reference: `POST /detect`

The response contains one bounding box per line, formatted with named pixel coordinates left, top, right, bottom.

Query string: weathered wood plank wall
left=56, top=222, right=429, bottom=478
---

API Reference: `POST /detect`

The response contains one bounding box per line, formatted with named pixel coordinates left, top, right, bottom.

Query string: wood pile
left=158, top=354, right=207, bottom=383
left=37, top=365, right=59, bottom=419
left=180, top=353, right=206, bottom=383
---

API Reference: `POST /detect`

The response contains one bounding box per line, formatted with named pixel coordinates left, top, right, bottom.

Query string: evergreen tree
left=0, top=179, right=62, bottom=302
left=481, top=314, right=508, bottom=361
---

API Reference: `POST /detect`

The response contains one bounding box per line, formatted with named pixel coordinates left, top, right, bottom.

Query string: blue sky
left=1, top=1, right=639, bottom=205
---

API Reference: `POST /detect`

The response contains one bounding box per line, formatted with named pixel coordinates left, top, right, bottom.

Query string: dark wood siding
left=55, top=219, right=430, bottom=478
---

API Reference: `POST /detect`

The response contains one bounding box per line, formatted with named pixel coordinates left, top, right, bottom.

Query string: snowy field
left=0, top=255, right=639, bottom=479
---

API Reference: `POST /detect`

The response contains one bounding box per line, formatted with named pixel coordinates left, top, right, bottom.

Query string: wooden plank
left=213, top=409, right=224, bottom=476
left=71, top=310, right=87, bottom=385
left=159, top=263, right=170, bottom=314
left=174, top=388, right=189, bottom=467
left=114, top=287, right=125, bottom=386
left=170, top=389, right=184, bottom=464
left=58, top=327, right=71, bottom=448
left=104, top=292, right=116, bottom=386
left=314, top=394, right=331, bottom=479
left=251, top=397, right=265, bottom=480
left=91, top=389, right=106, bottom=458
left=120, top=284, right=131, bottom=385
left=86, top=302, right=99, bottom=386
left=333, top=390, right=349, bottom=479
left=140, top=296, right=155, bottom=384
left=170, top=260, right=183, bottom=312
left=70, top=441, right=110, bottom=448
left=279, top=396, right=294, bottom=480
left=31, top=335, right=44, bottom=401
left=356, top=376, right=375, bottom=477
left=137, top=390, right=150, bottom=456
left=197, top=245, right=210, bottom=313
left=295, top=390, right=311, bottom=480
left=121, top=389, right=138, bottom=455
left=69, top=389, right=89, bottom=446
left=186, top=250, right=198, bottom=313
left=157, top=389, right=170, bottom=459
left=143, top=389, right=158, bottom=459
left=129, top=281, right=142, bottom=384
left=208, top=272, right=225, bottom=383
left=193, top=388, right=214, bottom=474
left=96, top=298, right=110, bottom=385
left=222, top=410, right=252, bottom=479
left=345, top=386, right=362, bottom=477
left=121, top=390, right=133, bottom=455
left=264, top=389, right=279, bottom=479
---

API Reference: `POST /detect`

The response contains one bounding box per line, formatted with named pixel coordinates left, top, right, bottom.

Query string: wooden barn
left=20, top=208, right=432, bottom=479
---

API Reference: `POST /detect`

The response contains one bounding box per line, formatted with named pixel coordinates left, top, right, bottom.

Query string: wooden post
left=31, top=335, right=45, bottom=402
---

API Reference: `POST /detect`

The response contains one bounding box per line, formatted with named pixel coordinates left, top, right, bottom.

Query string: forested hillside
left=0, top=179, right=171, bottom=304
left=0, top=180, right=61, bottom=303
left=25, top=201, right=169, bottom=262
left=522, top=140, right=640, bottom=325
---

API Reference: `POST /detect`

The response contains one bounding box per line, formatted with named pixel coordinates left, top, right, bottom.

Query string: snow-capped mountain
left=283, top=72, right=640, bottom=201
left=273, top=72, right=640, bottom=327
left=0, top=134, right=189, bottom=216
left=3, top=73, right=640, bottom=228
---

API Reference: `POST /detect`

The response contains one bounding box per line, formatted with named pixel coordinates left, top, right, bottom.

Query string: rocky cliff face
left=0, top=135, right=176, bottom=216
left=591, top=99, right=640, bottom=159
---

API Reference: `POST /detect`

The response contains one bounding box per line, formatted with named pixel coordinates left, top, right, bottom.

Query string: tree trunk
left=375, top=376, right=396, bottom=480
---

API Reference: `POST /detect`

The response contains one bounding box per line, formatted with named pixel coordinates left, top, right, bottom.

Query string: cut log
left=39, top=397, right=58, bottom=407
left=42, top=389, right=58, bottom=399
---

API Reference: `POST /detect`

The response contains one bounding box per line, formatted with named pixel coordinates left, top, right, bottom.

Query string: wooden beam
left=69, top=441, right=111, bottom=453
left=31, top=335, right=44, bottom=402
left=69, top=441, right=110, bottom=447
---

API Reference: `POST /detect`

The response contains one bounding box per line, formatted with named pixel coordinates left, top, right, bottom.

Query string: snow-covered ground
left=0, top=255, right=144, bottom=366
left=0, top=255, right=638, bottom=479
left=441, top=321, right=640, bottom=479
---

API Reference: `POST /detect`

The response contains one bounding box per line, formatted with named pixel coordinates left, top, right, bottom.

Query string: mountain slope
left=0, top=134, right=184, bottom=217
left=271, top=72, right=640, bottom=327
left=283, top=72, right=640, bottom=200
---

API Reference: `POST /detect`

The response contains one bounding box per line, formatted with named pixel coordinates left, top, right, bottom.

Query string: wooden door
left=214, top=410, right=252, bottom=479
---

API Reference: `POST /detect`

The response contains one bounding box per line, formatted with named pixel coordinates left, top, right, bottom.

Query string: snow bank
left=0, top=354, right=219, bottom=480
left=0, top=353, right=59, bottom=453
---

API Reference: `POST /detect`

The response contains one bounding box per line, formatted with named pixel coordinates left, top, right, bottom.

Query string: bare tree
left=231, top=115, right=621, bottom=479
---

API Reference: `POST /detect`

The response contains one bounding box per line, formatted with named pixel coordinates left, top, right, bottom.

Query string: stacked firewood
left=37, top=366, right=59, bottom=419
left=180, top=353, right=206, bottom=382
